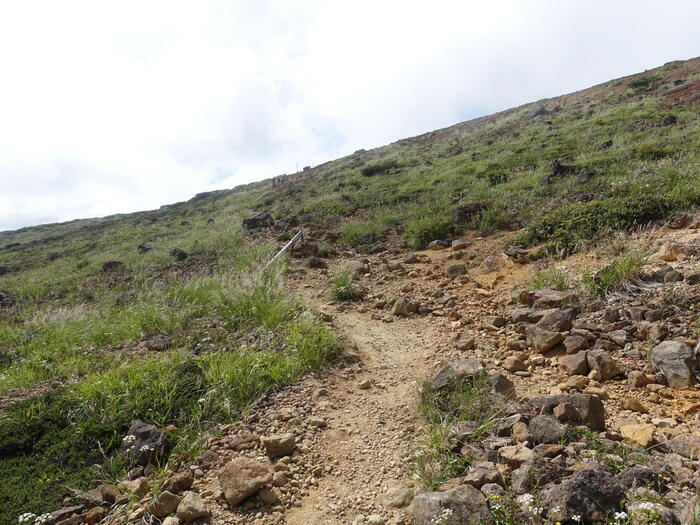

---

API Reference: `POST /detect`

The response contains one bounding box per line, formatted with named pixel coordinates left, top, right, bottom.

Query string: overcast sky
left=1, top=1, right=699, bottom=230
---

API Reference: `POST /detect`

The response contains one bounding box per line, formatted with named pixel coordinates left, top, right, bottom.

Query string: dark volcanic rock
left=543, top=468, right=625, bottom=523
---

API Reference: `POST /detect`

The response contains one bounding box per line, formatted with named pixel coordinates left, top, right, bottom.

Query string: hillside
left=0, top=57, right=699, bottom=525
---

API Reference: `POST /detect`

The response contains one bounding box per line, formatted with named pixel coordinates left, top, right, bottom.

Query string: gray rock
left=543, top=468, right=625, bottom=523
left=176, top=491, right=209, bottom=521
left=667, top=433, right=700, bottom=459
left=431, top=359, right=485, bottom=391
left=408, top=484, right=491, bottom=525
left=528, top=394, right=606, bottom=431
left=535, top=309, right=576, bottom=332
left=558, top=352, right=590, bottom=376
left=528, top=415, right=571, bottom=444
left=120, top=420, right=169, bottom=466
left=649, top=341, right=698, bottom=389
left=146, top=491, right=181, bottom=518
left=511, top=455, right=566, bottom=494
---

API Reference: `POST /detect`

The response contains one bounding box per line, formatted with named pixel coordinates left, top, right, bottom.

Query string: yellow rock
left=620, top=423, right=656, bottom=447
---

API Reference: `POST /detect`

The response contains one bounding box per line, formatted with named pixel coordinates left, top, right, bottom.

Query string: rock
left=176, top=491, right=209, bottom=521
left=628, top=370, right=654, bottom=388
left=366, top=515, right=387, bottom=525
left=658, top=241, right=697, bottom=262
left=526, top=325, right=564, bottom=353
left=553, top=402, right=579, bottom=422
left=146, top=491, right=182, bottom=518
left=101, top=260, right=124, bottom=273
left=649, top=341, right=697, bottom=389
left=666, top=210, right=687, bottom=227
left=667, top=433, right=700, bottom=459
left=616, top=465, right=670, bottom=491
left=404, top=253, right=420, bottom=264
left=84, top=507, right=105, bottom=525
left=427, top=240, right=449, bottom=250
left=511, top=455, right=566, bottom=495
left=536, top=309, right=575, bottom=332
left=271, top=471, right=288, bottom=487
left=446, top=264, right=468, bottom=278
left=137, top=244, right=152, bottom=253
left=498, top=445, right=533, bottom=468
left=529, top=415, right=571, bottom=444
left=489, top=373, right=516, bottom=398
left=257, top=487, right=279, bottom=505
left=50, top=506, right=85, bottom=524
left=464, top=462, right=501, bottom=488
left=243, top=212, right=273, bottom=230
left=407, top=484, right=491, bottom=525
left=380, top=485, right=415, bottom=508
left=620, top=423, right=656, bottom=447
left=392, top=297, right=417, bottom=316
left=484, top=315, right=506, bottom=328
left=528, top=394, right=606, bottom=431
left=543, top=468, right=625, bottom=523
left=261, top=433, right=296, bottom=458
left=503, top=356, right=526, bottom=372
left=119, top=477, right=149, bottom=497
left=452, top=238, right=472, bottom=251
left=512, top=421, right=530, bottom=443
left=162, top=470, right=194, bottom=494
left=144, top=334, right=171, bottom=351
left=531, top=289, right=577, bottom=309
left=481, top=253, right=507, bottom=272
left=99, top=484, right=121, bottom=504
left=558, top=352, right=590, bottom=376
left=622, top=396, right=649, bottom=413
left=431, top=358, right=485, bottom=391
left=563, top=335, right=588, bottom=354
left=162, top=518, right=180, bottom=525
left=586, top=349, right=624, bottom=380
left=218, top=457, right=272, bottom=506
left=120, top=420, right=169, bottom=466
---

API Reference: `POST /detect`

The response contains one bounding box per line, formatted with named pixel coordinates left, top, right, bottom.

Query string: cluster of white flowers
left=572, top=515, right=582, bottom=523
left=428, top=508, right=453, bottom=525
left=18, top=513, right=51, bottom=525
left=613, top=511, right=628, bottom=522
left=518, top=493, right=543, bottom=516
left=122, top=434, right=136, bottom=445
left=140, top=444, right=154, bottom=453
left=637, top=502, right=661, bottom=512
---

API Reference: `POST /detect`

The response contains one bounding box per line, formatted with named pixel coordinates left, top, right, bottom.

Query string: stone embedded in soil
left=261, top=432, right=296, bottom=458
left=408, top=484, right=492, bottom=525
left=544, top=468, right=625, bottom=523
left=431, top=358, right=485, bottom=391
left=620, top=423, right=656, bottom=447
left=218, top=457, right=272, bottom=506
left=526, top=325, right=564, bottom=353
left=146, top=491, right=181, bottom=518
left=176, top=491, right=209, bottom=521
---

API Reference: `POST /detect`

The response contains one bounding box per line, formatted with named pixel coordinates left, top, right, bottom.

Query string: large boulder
left=218, top=457, right=272, bottom=506
left=431, top=359, right=485, bottom=391
left=528, top=394, right=606, bottom=431
left=543, top=468, right=625, bottom=523
left=120, top=420, right=169, bottom=466
left=407, top=484, right=491, bottom=525
left=649, top=341, right=697, bottom=389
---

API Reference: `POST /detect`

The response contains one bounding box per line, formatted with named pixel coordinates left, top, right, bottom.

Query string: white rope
left=264, top=228, right=306, bottom=269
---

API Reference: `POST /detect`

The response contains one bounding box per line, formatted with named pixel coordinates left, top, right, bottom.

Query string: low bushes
left=517, top=195, right=672, bottom=255
left=402, top=216, right=454, bottom=250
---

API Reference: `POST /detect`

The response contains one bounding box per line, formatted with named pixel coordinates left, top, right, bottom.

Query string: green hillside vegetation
left=1, top=56, right=699, bottom=521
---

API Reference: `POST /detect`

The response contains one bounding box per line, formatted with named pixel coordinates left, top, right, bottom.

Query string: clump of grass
left=414, top=373, right=504, bottom=490
left=339, top=220, right=379, bottom=247
left=402, top=216, right=454, bottom=249
left=530, top=268, right=569, bottom=291
left=582, top=250, right=648, bottom=296
left=329, top=266, right=364, bottom=301
left=518, top=195, right=671, bottom=255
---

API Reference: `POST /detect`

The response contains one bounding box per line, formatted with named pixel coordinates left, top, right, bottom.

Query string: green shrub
left=636, top=144, right=673, bottom=161
left=582, top=250, right=647, bottom=296
left=518, top=195, right=672, bottom=255
left=530, top=268, right=569, bottom=291
left=340, top=221, right=379, bottom=247
left=329, top=267, right=364, bottom=301
left=361, top=159, right=398, bottom=177
left=403, top=216, right=454, bottom=249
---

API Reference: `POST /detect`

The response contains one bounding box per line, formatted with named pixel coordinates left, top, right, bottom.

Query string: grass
left=329, top=266, right=365, bottom=301
left=414, top=372, right=504, bottom=490
left=403, top=215, right=454, bottom=250
left=582, top=250, right=648, bottom=296
left=530, top=268, right=569, bottom=291
left=0, top=212, right=338, bottom=521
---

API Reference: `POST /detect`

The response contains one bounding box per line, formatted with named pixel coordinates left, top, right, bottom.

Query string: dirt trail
left=284, top=309, right=440, bottom=525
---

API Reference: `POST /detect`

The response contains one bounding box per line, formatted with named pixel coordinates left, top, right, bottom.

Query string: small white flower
left=572, top=515, right=582, bottom=523
left=614, top=511, right=628, bottom=522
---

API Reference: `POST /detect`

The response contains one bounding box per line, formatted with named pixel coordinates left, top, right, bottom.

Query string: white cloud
left=1, top=0, right=699, bottom=229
